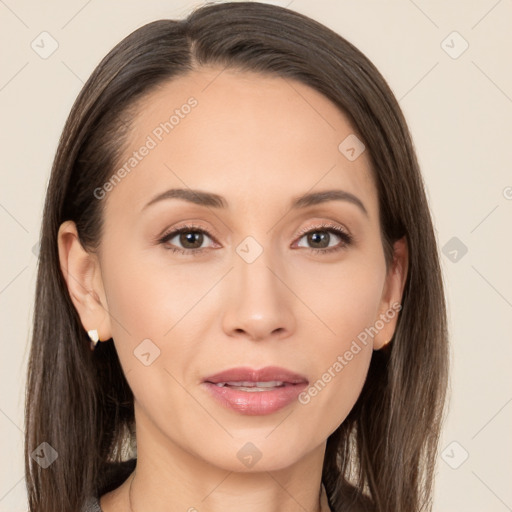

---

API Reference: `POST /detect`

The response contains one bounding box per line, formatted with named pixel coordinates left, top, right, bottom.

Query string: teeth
left=215, top=380, right=285, bottom=388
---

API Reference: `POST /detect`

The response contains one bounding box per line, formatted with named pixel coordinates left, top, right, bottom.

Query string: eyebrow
left=142, top=188, right=368, bottom=217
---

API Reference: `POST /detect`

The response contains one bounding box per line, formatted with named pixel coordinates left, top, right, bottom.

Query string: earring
left=87, top=329, right=100, bottom=351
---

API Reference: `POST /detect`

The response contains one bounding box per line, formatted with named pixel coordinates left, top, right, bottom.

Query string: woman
left=24, top=2, right=449, bottom=511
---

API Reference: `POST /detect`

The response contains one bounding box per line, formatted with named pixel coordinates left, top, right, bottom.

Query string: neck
left=102, top=401, right=333, bottom=512
left=128, top=453, right=327, bottom=512
left=123, top=424, right=328, bottom=512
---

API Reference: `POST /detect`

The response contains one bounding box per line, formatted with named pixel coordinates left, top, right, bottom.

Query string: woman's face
left=66, top=67, right=406, bottom=472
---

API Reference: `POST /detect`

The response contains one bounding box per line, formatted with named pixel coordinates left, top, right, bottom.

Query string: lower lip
left=202, top=382, right=308, bottom=415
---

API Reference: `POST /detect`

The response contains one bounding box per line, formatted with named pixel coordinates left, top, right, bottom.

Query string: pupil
left=309, top=231, right=328, bottom=248
left=181, top=231, right=202, bottom=248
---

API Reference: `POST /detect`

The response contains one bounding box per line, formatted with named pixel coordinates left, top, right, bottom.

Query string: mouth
left=203, top=365, right=308, bottom=385
left=202, top=366, right=309, bottom=415
left=210, top=380, right=290, bottom=391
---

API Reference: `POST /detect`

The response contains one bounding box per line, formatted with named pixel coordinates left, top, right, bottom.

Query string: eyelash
left=157, top=222, right=353, bottom=256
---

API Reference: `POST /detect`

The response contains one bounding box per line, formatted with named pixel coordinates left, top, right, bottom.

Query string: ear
left=373, top=236, right=408, bottom=351
left=57, top=220, right=112, bottom=345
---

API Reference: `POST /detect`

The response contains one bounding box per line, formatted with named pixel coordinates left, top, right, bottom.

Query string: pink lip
left=203, top=366, right=308, bottom=384
left=202, top=366, right=309, bottom=416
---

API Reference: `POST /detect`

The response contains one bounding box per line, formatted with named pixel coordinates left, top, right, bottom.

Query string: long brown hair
left=24, top=3, right=449, bottom=511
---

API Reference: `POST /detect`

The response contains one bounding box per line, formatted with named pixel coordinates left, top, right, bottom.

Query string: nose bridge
left=221, top=231, right=295, bottom=340
left=235, top=234, right=284, bottom=306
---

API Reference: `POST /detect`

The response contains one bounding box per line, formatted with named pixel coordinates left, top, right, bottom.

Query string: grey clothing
left=81, top=458, right=136, bottom=512
left=82, top=496, right=102, bottom=512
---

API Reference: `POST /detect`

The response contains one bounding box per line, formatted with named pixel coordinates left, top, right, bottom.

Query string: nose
left=220, top=245, right=296, bottom=342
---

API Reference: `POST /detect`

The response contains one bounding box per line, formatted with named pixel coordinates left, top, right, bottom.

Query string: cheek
left=101, top=244, right=208, bottom=341
left=99, top=243, right=215, bottom=396
left=296, top=299, right=376, bottom=437
left=99, top=247, right=201, bottom=422
left=294, top=258, right=384, bottom=428
left=292, top=251, right=385, bottom=341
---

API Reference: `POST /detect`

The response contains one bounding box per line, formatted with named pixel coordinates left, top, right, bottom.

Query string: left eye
left=295, top=227, right=350, bottom=252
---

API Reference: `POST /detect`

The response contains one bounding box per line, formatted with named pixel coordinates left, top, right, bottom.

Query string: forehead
left=104, top=67, right=378, bottom=220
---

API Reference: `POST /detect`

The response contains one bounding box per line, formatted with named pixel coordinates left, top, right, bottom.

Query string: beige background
left=1, top=0, right=511, bottom=510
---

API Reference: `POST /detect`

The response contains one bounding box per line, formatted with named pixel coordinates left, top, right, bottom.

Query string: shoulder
left=81, top=458, right=137, bottom=512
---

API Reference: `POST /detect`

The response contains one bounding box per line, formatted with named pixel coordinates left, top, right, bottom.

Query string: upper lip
left=203, top=366, right=308, bottom=385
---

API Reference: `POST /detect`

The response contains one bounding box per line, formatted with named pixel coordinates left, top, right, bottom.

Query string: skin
left=58, top=67, right=408, bottom=512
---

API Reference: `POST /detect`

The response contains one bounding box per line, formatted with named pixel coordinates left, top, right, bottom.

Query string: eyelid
left=293, top=221, right=351, bottom=240
left=157, top=222, right=220, bottom=244
left=158, top=221, right=351, bottom=241
left=157, top=220, right=354, bottom=254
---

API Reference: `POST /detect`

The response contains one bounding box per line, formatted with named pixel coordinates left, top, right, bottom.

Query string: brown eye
left=177, top=230, right=205, bottom=249
left=295, top=224, right=353, bottom=254
left=158, top=225, right=217, bottom=255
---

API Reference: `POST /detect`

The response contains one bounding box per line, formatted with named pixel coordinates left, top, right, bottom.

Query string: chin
left=198, top=435, right=316, bottom=474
